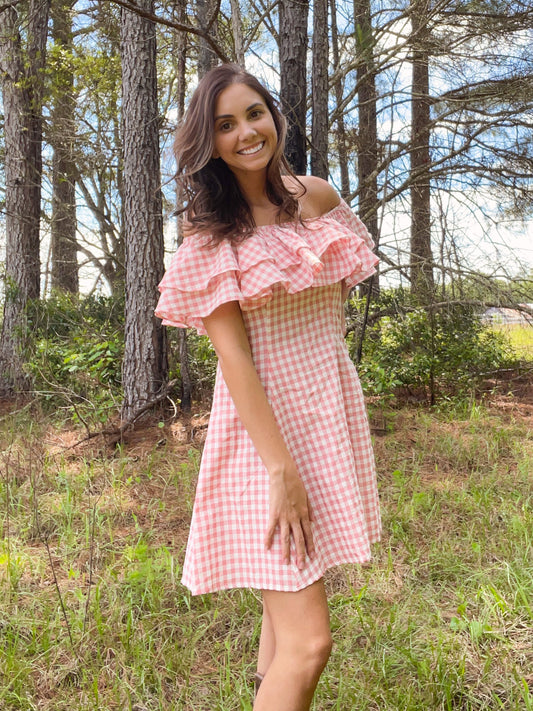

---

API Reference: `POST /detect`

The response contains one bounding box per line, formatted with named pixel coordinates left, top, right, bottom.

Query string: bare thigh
left=262, top=579, right=332, bottom=658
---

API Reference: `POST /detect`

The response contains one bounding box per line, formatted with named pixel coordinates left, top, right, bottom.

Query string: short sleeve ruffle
left=155, top=200, right=378, bottom=335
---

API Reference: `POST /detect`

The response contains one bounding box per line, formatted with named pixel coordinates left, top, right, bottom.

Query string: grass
left=494, top=323, right=533, bottom=359
left=1, top=392, right=532, bottom=710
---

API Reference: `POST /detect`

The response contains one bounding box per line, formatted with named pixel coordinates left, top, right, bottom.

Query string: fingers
left=264, top=514, right=315, bottom=569
left=301, top=518, right=315, bottom=559
left=291, top=521, right=307, bottom=570
left=281, top=522, right=291, bottom=565
left=264, top=520, right=277, bottom=551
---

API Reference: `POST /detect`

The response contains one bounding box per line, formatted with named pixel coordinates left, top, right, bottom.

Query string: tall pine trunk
left=279, top=0, right=309, bottom=174
left=410, top=0, right=434, bottom=300
left=355, top=0, right=379, bottom=294
left=50, top=0, right=79, bottom=294
left=330, top=0, right=350, bottom=198
left=174, top=0, right=192, bottom=413
left=0, top=0, right=50, bottom=394
left=120, top=0, right=168, bottom=419
left=311, top=0, right=329, bottom=179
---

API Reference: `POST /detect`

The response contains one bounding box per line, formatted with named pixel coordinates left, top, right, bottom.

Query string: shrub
left=24, top=292, right=124, bottom=423
left=347, top=289, right=518, bottom=402
left=166, top=330, right=217, bottom=405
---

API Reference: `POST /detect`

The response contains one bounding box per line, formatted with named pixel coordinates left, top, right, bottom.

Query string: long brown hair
left=174, top=63, right=303, bottom=241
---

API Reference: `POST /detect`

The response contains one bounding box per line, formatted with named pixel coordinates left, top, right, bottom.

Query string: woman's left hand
left=264, top=468, right=314, bottom=570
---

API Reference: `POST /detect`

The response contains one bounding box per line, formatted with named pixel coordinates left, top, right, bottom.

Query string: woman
left=155, top=63, right=381, bottom=711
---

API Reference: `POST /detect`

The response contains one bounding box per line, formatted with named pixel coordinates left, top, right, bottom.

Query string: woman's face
left=212, top=82, right=278, bottom=180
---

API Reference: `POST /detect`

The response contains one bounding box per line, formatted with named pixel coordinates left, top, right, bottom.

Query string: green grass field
left=1, top=393, right=532, bottom=710
left=495, top=323, right=533, bottom=359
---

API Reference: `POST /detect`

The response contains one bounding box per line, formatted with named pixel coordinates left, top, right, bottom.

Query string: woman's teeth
left=239, top=142, right=264, bottom=155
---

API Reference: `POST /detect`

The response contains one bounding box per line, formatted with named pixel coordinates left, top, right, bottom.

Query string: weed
left=1, top=400, right=532, bottom=709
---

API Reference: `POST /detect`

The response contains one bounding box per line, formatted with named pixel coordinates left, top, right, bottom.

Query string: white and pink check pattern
left=156, top=200, right=381, bottom=594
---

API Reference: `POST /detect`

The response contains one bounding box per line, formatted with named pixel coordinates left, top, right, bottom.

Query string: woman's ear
left=212, top=148, right=220, bottom=159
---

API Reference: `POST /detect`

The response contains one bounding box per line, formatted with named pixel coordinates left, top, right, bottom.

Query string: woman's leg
left=257, top=598, right=276, bottom=677
left=253, top=579, right=332, bottom=711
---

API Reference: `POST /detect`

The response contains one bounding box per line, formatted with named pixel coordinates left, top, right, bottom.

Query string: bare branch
left=0, top=0, right=21, bottom=12
left=101, top=0, right=230, bottom=61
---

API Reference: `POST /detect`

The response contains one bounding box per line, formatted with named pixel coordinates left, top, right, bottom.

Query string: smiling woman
left=155, top=63, right=380, bottom=711
left=172, top=64, right=301, bottom=242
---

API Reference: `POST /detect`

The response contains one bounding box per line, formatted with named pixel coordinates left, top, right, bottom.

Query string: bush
left=166, top=330, right=218, bottom=404
left=24, top=292, right=124, bottom=423
left=347, top=289, right=518, bottom=402
left=22, top=287, right=522, bottom=420
left=25, top=292, right=219, bottom=420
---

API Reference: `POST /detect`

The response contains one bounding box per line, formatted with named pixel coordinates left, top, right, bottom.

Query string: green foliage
left=23, top=293, right=219, bottom=420
left=167, top=330, right=218, bottom=402
left=20, top=285, right=527, bottom=420
left=24, top=292, right=124, bottom=422
left=349, top=289, right=519, bottom=401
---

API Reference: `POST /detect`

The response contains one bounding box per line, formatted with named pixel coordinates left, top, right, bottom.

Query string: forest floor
left=0, top=378, right=532, bottom=710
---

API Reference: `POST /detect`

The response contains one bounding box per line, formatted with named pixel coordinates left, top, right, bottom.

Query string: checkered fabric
left=156, top=200, right=378, bottom=336
left=155, top=200, right=381, bottom=594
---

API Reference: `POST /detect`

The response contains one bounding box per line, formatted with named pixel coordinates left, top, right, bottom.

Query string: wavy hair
left=174, top=63, right=303, bottom=242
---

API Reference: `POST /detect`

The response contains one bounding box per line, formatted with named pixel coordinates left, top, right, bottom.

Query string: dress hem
left=181, top=545, right=381, bottom=596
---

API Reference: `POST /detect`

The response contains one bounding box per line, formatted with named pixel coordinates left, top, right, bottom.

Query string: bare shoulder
left=293, top=175, right=341, bottom=218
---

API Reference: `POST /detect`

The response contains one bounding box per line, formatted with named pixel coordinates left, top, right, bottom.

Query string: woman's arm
left=202, top=301, right=314, bottom=570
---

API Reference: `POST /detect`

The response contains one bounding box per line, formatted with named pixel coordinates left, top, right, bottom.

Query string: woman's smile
left=238, top=141, right=265, bottom=155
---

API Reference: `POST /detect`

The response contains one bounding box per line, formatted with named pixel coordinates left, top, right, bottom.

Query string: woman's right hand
left=264, top=468, right=314, bottom=570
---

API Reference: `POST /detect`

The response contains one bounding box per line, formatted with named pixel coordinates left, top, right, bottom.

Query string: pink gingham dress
left=155, top=200, right=381, bottom=594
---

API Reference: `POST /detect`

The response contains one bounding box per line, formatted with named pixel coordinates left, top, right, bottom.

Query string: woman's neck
left=235, top=170, right=272, bottom=210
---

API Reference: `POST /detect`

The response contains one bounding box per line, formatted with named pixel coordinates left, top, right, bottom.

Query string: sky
left=2, top=0, right=532, bottom=297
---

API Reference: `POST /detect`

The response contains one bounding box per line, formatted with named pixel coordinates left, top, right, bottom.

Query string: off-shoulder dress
left=155, top=200, right=381, bottom=595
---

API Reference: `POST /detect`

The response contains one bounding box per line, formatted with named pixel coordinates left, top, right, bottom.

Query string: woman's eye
left=250, top=110, right=263, bottom=119
left=219, top=122, right=232, bottom=131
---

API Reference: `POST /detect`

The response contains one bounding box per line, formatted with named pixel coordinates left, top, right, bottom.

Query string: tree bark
left=197, top=0, right=218, bottom=78
left=310, top=0, right=329, bottom=179
left=50, top=0, right=79, bottom=294
left=120, top=0, right=168, bottom=419
left=173, top=0, right=192, bottom=413
left=0, top=0, right=50, bottom=394
left=279, top=0, right=309, bottom=174
left=330, top=0, right=350, bottom=198
left=229, top=0, right=245, bottom=66
left=354, top=0, right=379, bottom=294
left=410, top=0, right=434, bottom=300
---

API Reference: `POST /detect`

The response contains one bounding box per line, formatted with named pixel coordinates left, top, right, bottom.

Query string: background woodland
left=1, top=0, right=533, bottom=418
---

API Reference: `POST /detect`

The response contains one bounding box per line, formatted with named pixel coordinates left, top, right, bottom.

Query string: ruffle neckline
left=155, top=200, right=378, bottom=335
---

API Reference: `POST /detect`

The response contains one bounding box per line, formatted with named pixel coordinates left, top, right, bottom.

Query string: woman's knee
left=311, top=630, right=333, bottom=669
left=290, top=629, right=333, bottom=674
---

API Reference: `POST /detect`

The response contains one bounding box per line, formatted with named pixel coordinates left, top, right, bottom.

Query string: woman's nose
left=239, top=123, right=257, bottom=141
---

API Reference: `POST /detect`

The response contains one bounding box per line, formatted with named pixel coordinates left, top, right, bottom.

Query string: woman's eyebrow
left=214, top=102, right=264, bottom=122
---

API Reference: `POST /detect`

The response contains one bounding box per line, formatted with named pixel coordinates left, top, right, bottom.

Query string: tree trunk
left=354, top=0, right=379, bottom=295
left=197, top=0, right=218, bottom=78
left=310, top=0, right=329, bottom=179
left=0, top=0, right=50, bottom=394
left=229, top=0, right=245, bottom=66
left=330, top=0, right=350, bottom=198
left=410, top=0, right=434, bottom=300
left=120, top=0, right=168, bottom=419
left=173, top=0, right=192, bottom=413
left=279, top=0, right=309, bottom=174
left=50, top=0, right=79, bottom=294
